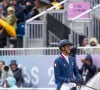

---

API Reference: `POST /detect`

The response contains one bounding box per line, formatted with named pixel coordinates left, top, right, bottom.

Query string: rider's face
left=61, top=45, right=71, bottom=54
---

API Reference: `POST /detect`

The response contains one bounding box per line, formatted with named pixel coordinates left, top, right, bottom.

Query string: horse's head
left=81, top=72, right=100, bottom=90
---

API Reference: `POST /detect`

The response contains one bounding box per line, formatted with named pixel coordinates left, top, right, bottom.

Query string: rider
left=54, top=39, right=82, bottom=90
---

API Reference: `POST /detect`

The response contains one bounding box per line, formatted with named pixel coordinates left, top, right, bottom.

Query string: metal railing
left=93, top=15, right=100, bottom=43
left=48, top=10, right=67, bottom=24
left=0, top=88, right=56, bottom=90
left=24, top=0, right=66, bottom=47
left=24, top=21, right=46, bottom=47
left=77, top=46, right=100, bottom=55
left=0, top=48, right=59, bottom=56
left=0, top=46, right=100, bottom=56
left=48, top=31, right=60, bottom=47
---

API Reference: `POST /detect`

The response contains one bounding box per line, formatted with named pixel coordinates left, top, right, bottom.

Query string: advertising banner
left=1, top=54, right=99, bottom=88
left=0, top=55, right=58, bottom=88
left=67, top=2, right=90, bottom=20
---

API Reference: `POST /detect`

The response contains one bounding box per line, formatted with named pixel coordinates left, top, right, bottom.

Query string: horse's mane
left=81, top=72, right=100, bottom=90
left=85, top=72, right=100, bottom=90
left=87, top=72, right=100, bottom=85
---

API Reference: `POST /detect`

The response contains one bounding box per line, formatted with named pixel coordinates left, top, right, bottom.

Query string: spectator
left=24, top=1, right=33, bottom=19
left=5, top=77, right=18, bottom=88
left=18, top=65, right=31, bottom=87
left=1, top=65, right=13, bottom=86
left=79, top=35, right=87, bottom=47
left=77, top=36, right=88, bottom=54
left=0, top=3, right=3, bottom=15
left=10, top=60, right=24, bottom=87
left=0, top=0, right=2, bottom=3
left=0, top=25, right=8, bottom=48
left=12, top=0, right=25, bottom=23
left=79, top=54, right=96, bottom=83
left=0, top=61, right=5, bottom=78
left=0, top=6, right=17, bottom=29
left=89, top=37, right=99, bottom=46
left=70, top=47, right=77, bottom=57
left=49, top=0, right=62, bottom=2
left=2, top=0, right=10, bottom=16
left=19, top=0, right=34, bottom=5
left=18, top=0, right=28, bottom=5
left=5, top=7, right=17, bottom=29
left=87, top=37, right=100, bottom=54
left=30, top=0, right=50, bottom=19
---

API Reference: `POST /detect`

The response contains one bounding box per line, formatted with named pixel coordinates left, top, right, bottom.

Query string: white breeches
left=60, top=83, right=76, bottom=90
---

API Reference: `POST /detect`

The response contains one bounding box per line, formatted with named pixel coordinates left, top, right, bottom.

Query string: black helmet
left=58, top=39, right=72, bottom=49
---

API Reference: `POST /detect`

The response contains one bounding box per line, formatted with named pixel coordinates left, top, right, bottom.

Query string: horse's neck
left=86, top=72, right=100, bottom=89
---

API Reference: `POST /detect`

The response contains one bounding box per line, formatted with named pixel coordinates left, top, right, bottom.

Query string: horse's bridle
left=77, top=85, right=98, bottom=90
left=83, top=85, right=98, bottom=90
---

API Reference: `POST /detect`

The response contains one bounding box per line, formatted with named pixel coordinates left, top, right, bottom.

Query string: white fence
left=0, top=88, right=56, bottom=90
left=48, top=31, right=60, bottom=47
left=77, top=46, right=100, bottom=54
left=0, top=47, right=100, bottom=56
left=0, top=48, right=59, bottom=56
left=24, top=21, right=46, bottom=47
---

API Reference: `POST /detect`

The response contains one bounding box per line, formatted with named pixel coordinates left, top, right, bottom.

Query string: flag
left=55, top=63, right=58, bottom=67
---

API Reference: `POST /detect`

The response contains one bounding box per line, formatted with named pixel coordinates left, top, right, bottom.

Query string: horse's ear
left=71, top=87, right=76, bottom=90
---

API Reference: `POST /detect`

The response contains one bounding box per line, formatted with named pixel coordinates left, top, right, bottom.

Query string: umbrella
left=40, top=0, right=50, bottom=4
left=51, top=1, right=63, bottom=10
left=0, top=19, right=16, bottom=38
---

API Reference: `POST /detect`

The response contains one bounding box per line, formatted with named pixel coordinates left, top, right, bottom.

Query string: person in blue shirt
left=54, top=39, right=82, bottom=90
left=6, top=77, right=18, bottom=88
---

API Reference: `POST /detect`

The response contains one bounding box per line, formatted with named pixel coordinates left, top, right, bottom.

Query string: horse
left=60, top=72, right=100, bottom=90
left=80, top=72, right=100, bottom=90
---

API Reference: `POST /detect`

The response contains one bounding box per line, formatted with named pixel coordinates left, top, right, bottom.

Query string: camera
left=4, top=66, right=9, bottom=72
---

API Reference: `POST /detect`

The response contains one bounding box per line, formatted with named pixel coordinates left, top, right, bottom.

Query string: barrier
left=0, top=55, right=58, bottom=88
left=77, top=46, right=100, bottom=54
left=0, top=47, right=100, bottom=88
left=0, top=48, right=59, bottom=56
left=0, top=46, right=100, bottom=56
left=0, top=88, right=56, bottom=90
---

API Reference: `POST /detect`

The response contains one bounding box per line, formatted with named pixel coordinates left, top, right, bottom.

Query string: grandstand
left=24, top=0, right=100, bottom=48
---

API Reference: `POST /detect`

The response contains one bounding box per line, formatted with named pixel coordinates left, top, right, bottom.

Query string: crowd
left=79, top=36, right=99, bottom=47
left=79, top=36, right=100, bottom=54
left=0, top=60, right=31, bottom=88
left=70, top=36, right=100, bottom=83
left=0, top=0, right=63, bottom=48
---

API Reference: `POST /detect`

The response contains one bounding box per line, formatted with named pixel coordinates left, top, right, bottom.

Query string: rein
left=83, top=85, right=98, bottom=90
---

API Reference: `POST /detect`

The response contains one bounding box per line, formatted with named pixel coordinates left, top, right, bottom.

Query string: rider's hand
left=68, top=78, right=75, bottom=83
left=76, top=78, right=85, bottom=85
